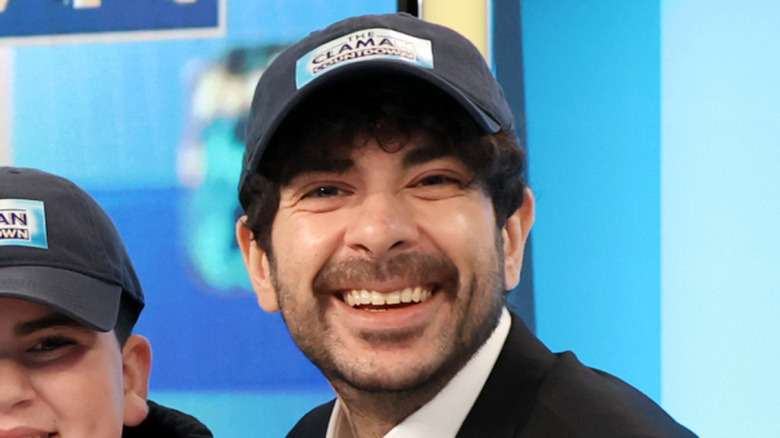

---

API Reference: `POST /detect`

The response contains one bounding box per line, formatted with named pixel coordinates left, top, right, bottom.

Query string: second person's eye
left=27, top=336, right=78, bottom=358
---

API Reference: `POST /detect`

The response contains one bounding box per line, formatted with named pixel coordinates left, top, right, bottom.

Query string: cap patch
left=0, top=199, right=48, bottom=249
left=296, top=28, right=434, bottom=89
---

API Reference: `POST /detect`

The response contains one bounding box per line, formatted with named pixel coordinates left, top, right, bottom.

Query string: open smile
left=342, top=286, right=434, bottom=310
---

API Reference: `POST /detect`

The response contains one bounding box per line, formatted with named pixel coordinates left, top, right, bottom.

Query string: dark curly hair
left=241, top=73, right=527, bottom=254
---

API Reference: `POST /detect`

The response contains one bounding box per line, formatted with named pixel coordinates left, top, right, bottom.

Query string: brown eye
left=29, top=337, right=76, bottom=353
left=419, top=175, right=451, bottom=186
left=305, top=186, right=343, bottom=198
left=417, top=175, right=463, bottom=187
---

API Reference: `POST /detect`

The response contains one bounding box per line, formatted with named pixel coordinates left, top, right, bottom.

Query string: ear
left=501, top=188, right=535, bottom=290
left=121, top=334, right=152, bottom=427
left=236, top=216, right=280, bottom=312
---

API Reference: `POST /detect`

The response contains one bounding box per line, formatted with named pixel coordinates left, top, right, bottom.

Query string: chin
left=333, top=357, right=454, bottom=394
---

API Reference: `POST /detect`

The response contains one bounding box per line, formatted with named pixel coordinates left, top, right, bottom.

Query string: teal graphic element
left=178, top=46, right=286, bottom=293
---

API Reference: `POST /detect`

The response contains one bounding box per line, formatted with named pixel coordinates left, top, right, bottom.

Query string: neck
left=332, top=368, right=455, bottom=438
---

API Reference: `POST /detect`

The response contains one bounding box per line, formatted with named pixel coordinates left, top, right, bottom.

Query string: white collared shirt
left=326, top=307, right=512, bottom=438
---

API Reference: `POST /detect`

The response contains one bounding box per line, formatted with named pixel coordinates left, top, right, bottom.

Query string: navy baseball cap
left=0, top=167, right=144, bottom=332
left=239, top=12, right=515, bottom=208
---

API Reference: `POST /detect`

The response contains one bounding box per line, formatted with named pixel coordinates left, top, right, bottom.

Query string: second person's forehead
left=0, top=298, right=85, bottom=335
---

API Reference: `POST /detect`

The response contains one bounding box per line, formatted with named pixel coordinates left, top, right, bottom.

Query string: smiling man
left=236, top=12, right=696, bottom=438
left=0, top=167, right=213, bottom=438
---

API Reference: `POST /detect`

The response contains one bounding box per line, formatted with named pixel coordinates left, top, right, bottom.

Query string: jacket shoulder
left=530, top=351, right=697, bottom=437
left=123, top=400, right=213, bottom=438
left=286, top=399, right=336, bottom=438
left=460, top=312, right=697, bottom=437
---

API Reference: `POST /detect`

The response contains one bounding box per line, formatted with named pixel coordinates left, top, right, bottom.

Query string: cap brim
left=0, top=266, right=122, bottom=332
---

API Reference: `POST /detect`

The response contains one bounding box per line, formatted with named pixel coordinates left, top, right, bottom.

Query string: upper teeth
left=344, top=287, right=432, bottom=307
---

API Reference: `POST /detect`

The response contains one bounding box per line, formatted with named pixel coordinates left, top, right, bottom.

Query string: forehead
left=285, top=129, right=461, bottom=178
left=0, top=297, right=86, bottom=334
left=1, top=297, right=57, bottom=317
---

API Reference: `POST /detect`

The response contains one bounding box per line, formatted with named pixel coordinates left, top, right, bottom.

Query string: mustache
left=312, top=252, right=460, bottom=293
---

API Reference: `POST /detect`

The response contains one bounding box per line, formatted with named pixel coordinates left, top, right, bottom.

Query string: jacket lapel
left=456, top=312, right=556, bottom=438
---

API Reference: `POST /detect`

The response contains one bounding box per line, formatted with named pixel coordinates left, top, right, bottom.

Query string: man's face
left=239, top=132, right=533, bottom=394
left=0, top=298, right=144, bottom=438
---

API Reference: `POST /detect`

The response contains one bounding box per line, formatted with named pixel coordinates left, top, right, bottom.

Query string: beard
left=270, top=246, right=506, bottom=395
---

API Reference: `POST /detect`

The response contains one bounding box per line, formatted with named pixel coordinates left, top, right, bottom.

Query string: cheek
left=417, top=200, right=498, bottom=261
left=41, top=352, right=125, bottom=435
left=272, top=215, right=343, bottom=284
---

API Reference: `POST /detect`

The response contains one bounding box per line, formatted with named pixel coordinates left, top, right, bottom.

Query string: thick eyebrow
left=15, top=312, right=85, bottom=337
left=402, top=143, right=455, bottom=169
left=302, top=156, right=354, bottom=174
left=287, top=142, right=457, bottom=182
left=283, top=153, right=354, bottom=184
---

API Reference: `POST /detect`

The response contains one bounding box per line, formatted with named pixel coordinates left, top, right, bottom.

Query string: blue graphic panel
left=90, top=186, right=331, bottom=392
left=0, top=0, right=219, bottom=38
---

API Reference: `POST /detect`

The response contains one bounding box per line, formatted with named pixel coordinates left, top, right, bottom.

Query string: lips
left=314, top=253, right=459, bottom=311
left=0, top=428, right=57, bottom=438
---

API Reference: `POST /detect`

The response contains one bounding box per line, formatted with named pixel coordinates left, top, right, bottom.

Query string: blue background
left=0, top=0, right=219, bottom=37
left=4, top=0, right=780, bottom=436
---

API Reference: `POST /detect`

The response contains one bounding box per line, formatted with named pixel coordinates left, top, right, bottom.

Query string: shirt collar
left=326, top=307, right=512, bottom=438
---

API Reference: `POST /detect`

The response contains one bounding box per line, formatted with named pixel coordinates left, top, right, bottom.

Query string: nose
left=0, top=359, right=35, bottom=413
left=344, top=192, right=419, bottom=259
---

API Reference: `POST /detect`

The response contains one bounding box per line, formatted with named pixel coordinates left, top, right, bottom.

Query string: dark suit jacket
left=287, top=311, right=697, bottom=437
